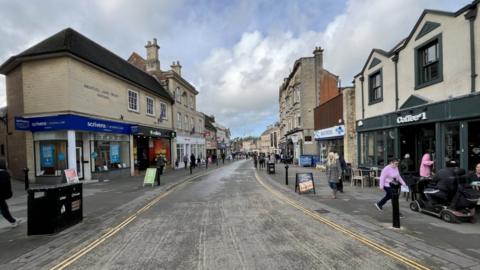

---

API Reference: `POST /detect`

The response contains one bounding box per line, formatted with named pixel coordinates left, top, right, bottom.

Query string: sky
left=0, top=0, right=472, bottom=137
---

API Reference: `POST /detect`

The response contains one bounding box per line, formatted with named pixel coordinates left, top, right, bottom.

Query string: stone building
left=260, top=123, right=280, bottom=155
left=354, top=2, right=480, bottom=171
left=279, top=47, right=336, bottom=164
left=128, top=40, right=205, bottom=169
left=0, top=28, right=174, bottom=183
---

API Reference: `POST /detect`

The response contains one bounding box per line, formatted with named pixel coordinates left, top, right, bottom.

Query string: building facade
left=260, top=123, right=280, bottom=155
left=354, top=2, right=480, bottom=172
left=0, top=28, right=174, bottom=183
left=279, top=47, right=335, bottom=164
left=203, top=114, right=217, bottom=157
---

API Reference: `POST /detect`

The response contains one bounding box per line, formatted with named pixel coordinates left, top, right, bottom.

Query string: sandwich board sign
left=64, top=169, right=80, bottom=183
left=143, top=168, right=157, bottom=187
left=295, top=172, right=315, bottom=194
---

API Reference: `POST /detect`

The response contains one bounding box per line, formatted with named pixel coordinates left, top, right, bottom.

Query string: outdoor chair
left=370, top=167, right=380, bottom=187
left=351, top=168, right=368, bottom=188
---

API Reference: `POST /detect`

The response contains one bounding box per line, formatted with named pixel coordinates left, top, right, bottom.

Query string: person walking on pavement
left=326, top=152, right=342, bottom=199
left=336, top=152, right=346, bottom=193
left=221, top=153, right=226, bottom=164
left=190, top=153, right=196, bottom=169
left=0, top=160, right=21, bottom=227
left=155, top=155, right=165, bottom=186
left=420, top=152, right=434, bottom=178
left=183, top=154, right=188, bottom=170
left=375, top=158, right=408, bottom=214
left=253, top=154, right=258, bottom=169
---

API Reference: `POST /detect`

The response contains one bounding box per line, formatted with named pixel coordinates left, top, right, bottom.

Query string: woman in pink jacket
left=419, top=153, right=434, bottom=177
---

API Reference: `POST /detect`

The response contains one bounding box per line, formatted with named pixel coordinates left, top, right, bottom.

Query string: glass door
left=76, top=146, right=83, bottom=179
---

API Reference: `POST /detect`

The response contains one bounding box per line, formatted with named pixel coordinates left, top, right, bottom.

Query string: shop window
left=128, top=89, right=139, bottom=112
left=160, top=103, right=167, bottom=120
left=91, top=141, right=130, bottom=172
left=368, top=70, right=382, bottom=104
left=146, top=96, right=155, bottom=116
left=386, top=130, right=396, bottom=163
left=415, top=34, right=443, bottom=89
left=35, top=141, right=68, bottom=176
left=468, top=121, right=480, bottom=171
left=444, top=123, right=460, bottom=167
left=375, top=131, right=385, bottom=166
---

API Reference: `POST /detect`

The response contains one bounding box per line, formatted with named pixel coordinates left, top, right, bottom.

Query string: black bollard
left=390, top=179, right=401, bottom=229
left=23, top=167, right=29, bottom=190
left=285, top=164, right=289, bottom=185
left=206, top=159, right=208, bottom=169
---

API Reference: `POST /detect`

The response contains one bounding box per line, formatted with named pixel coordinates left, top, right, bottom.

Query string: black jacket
left=0, top=170, right=13, bottom=200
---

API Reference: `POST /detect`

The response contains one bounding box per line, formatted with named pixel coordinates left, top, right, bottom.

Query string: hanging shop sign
left=314, top=125, right=345, bottom=140
left=15, top=114, right=131, bottom=134
left=295, top=172, right=316, bottom=194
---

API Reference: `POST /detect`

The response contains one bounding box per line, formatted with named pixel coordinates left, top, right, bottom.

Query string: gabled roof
left=400, top=94, right=431, bottom=109
left=0, top=28, right=174, bottom=103
left=354, top=1, right=478, bottom=79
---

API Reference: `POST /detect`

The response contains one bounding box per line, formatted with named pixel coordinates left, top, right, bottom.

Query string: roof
left=0, top=28, right=173, bottom=103
left=354, top=1, right=478, bottom=79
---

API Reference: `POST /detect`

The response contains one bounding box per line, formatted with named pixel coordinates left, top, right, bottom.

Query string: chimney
left=145, top=38, right=160, bottom=72
left=313, top=46, right=324, bottom=69
left=171, top=60, right=182, bottom=76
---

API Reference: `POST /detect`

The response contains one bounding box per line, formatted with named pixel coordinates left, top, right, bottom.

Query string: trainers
left=10, top=218, right=23, bottom=228
left=374, top=203, right=383, bottom=211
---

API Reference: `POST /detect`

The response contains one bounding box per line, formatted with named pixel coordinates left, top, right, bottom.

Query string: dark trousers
left=184, top=162, right=188, bottom=169
left=156, top=167, right=163, bottom=186
left=377, top=187, right=394, bottom=208
left=0, top=199, right=15, bottom=223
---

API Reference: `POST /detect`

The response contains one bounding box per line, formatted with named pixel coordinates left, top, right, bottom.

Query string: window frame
left=368, top=69, right=383, bottom=105
left=160, top=102, right=167, bottom=121
left=177, top=112, right=182, bottom=129
left=415, top=33, right=443, bottom=90
left=128, top=89, right=139, bottom=112
left=146, top=96, right=155, bottom=116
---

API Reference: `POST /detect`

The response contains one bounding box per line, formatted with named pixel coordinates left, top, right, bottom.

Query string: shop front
left=175, top=135, right=205, bottom=168
left=314, top=125, right=345, bottom=163
left=15, top=114, right=132, bottom=184
left=357, top=93, right=480, bottom=172
left=131, top=125, right=174, bottom=172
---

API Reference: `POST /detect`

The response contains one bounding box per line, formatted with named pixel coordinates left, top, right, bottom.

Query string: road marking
left=50, top=169, right=220, bottom=270
left=255, top=171, right=431, bottom=270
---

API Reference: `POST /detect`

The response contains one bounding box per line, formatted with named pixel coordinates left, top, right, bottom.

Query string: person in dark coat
left=336, top=152, right=346, bottom=193
left=190, top=153, right=196, bottom=169
left=183, top=154, right=188, bottom=170
left=0, top=160, right=21, bottom=227
left=155, top=155, right=165, bottom=186
left=468, top=163, right=480, bottom=184
left=221, top=153, right=226, bottom=164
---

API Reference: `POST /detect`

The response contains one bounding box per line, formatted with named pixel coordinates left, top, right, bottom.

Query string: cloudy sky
left=0, top=0, right=471, bottom=137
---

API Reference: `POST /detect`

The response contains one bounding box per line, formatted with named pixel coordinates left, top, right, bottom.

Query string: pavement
left=256, top=162, right=480, bottom=269
left=0, top=160, right=231, bottom=268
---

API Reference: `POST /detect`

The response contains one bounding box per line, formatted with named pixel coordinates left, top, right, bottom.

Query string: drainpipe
left=360, top=76, right=365, bottom=119
left=392, top=53, right=399, bottom=110
left=465, top=5, right=478, bottom=93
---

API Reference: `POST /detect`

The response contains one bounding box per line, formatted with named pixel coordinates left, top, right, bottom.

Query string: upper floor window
left=177, top=112, right=182, bottom=129
left=128, top=90, right=139, bottom=112
left=175, top=87, right=181, bottom=102
left=184, top=115, right=189, bottom=130
left=190, top=96, right=195, bottom=109
left=190, top=117, right=195, bottom=132
left=368, top=70, right=382, bottom=104
left=146, top=96, right=155, bottom=116
left=198, top=119, right=203, bottom=133
left=160, top=102, right=167, bottom=120
left=296, top=115, right=301, bottom=127
left=182, top=92, right=187, bottom=106
left=415, top=35, right=442, bottom=89
left=294, top=87, right=300, bottom=103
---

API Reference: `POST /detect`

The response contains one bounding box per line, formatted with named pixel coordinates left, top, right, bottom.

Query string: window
left=415, top=35, right=442, bottom=89
left=91, top=141, right=130, bottom=172
left=35, top=140, right=68, bottom=176
left=146, top=96, right=155, bottom=116
left=184, top=115, right=189, bottom=130
left=296, top=115, right=301, bottom=127
left=191, top=117, right=195, bottom=132
left=177, top=113, right=182, bottom=129
left=190, top=95, right=194, bottom=109
left=160, top=102, right=167, bottom=120
left=175, top=87, right=181, bottom=102
left=294, top=88, right=301, bottom=103
left=128, top=90, right=139, bottom=112
left=198, top=119, right=203, bottom=133
left=182, top=92, right=187, bottom=106
left=368, top=70, right=382, bottom=104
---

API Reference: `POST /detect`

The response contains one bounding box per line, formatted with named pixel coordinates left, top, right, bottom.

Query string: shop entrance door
left=399, top=123, right=435, bottom=173
left=468, top=121, right=480, bottom=171
left=136, top=137, right=150, bottom=171
left=76, top=147, right=83, bottom=179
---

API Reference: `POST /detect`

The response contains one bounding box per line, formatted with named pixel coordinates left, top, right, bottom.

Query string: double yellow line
left=50, top=170, right=213, bottom=270
left=255, top=172, right=431, bottom=270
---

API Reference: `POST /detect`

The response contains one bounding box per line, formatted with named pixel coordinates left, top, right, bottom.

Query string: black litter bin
left=267, top=162, right=275, bottom=174
left=28, top=182, right=83, bottom=235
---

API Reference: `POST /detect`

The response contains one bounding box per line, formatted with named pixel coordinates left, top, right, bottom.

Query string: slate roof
left=0, top=28, right=173, bottom=103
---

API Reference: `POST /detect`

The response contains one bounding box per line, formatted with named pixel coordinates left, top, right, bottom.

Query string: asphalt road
left=53, top=160, right=411, bottom=270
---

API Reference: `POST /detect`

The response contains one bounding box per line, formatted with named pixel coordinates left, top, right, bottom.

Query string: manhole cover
left=315, top=209, right=330, bottom=214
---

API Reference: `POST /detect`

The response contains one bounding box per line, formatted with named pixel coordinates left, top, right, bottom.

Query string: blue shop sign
left=15, top=114, right=131, bottom=134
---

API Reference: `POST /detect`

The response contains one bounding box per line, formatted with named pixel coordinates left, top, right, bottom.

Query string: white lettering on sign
left=87, top=122, right=107, bottom=129
left=31, top=121, right=47, bottom=127
left=396, top=112, right=427, bottom=124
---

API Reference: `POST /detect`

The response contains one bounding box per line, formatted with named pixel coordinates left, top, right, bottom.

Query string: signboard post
left=295, top=172, right=316, bottom=194
left=143, top=168, right=157, bottom=187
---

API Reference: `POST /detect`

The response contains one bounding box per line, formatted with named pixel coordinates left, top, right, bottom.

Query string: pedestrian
left=0, top=160, right=21, bottom=227
left=375, top=158, right=408, bottom=213
left=155, top=155, right=165, bottom=186
left=183, top=154, right=188, bottom=170
left=326, top=152, right=342, bottom=199
left=221, top=153, right=225, bottom=164
left=468, top=163, right=480, bottom=184
left=253, top=155, right=258, bottom=169
left=420, top=152, right=434, bottom=178
left=336, top=152, right=346, bottom=193
left=190, top=153, right=196, bottom=169
left=197, top=157, right=201, bottom=166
